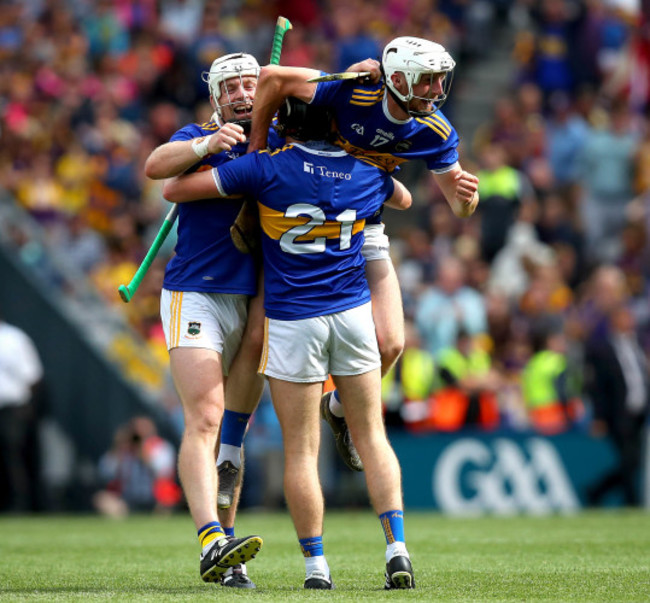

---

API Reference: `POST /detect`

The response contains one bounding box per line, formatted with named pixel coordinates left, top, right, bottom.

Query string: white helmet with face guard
left=202, top=52, right=260, bottom=124
left=382, top=36, right=456, bottom=116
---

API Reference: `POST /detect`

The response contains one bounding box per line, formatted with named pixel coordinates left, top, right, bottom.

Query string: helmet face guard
left=382, top=36, right=456, bottom=117
left=201, top=52, right=260, bottom=123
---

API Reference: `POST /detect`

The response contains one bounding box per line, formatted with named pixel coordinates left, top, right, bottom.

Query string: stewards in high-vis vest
left=404, top=330, right=500, bottom=432
left=521, top=330, right=584, bottom=434
left=382, top=321, right=437, bottom=425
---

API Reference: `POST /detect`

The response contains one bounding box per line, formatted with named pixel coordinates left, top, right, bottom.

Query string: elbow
left=258, top=65, right=281, bottom=92
left=144, top=157, right=162, bottom=180
left=162, top=180, right=179, bottom=202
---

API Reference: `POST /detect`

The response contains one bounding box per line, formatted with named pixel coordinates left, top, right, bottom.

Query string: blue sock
left=379, top=510, right=405, bottom=544
left=299, top=535, right=324, bottom=557
left=223, top=526, right=235, bottom=538
left=221, top=410, right=251, bottom=447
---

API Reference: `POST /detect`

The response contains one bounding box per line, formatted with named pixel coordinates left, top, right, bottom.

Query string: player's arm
left=432, top=164, right=479, bottom=218
left=144, top=123, right=246, bottom=180
left=384, top=177, right=412, bottom=210
left=248, top=65, right=320, bottom=152
left=162, top=170, right=222, bottom=203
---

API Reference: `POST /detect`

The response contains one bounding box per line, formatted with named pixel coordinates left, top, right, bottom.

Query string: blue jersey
left=162, top=119, right=283, bottom=294
left=214, top=142, right=395, bottom=320
left=310, top=79, right=459, bottom=174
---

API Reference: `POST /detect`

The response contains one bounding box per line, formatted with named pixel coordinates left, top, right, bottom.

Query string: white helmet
left=201, top=52, right=260, bottom=122
left=382, top=36, right=456, bottom=116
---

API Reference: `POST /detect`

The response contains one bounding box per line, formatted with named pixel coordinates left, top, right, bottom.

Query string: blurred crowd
left=1, top=0, right=649, bottom=449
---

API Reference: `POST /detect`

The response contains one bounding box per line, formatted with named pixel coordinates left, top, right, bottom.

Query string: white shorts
left=361, top=222, right=390, bottom=262
left=160, top=289, right=248, bottom=374
left=260, top=302, right=381, bottom=383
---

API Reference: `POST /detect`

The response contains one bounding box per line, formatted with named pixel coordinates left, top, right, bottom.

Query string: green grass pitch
left=1, top=510, right=649, bottom=601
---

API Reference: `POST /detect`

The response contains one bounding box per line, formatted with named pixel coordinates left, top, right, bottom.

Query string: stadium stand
left=0, top=0, right=648, bottom=511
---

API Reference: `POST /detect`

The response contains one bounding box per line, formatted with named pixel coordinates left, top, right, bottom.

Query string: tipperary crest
left=395, top=140, right=413, bottom=153
left=187, top=321, right=201, bottom=336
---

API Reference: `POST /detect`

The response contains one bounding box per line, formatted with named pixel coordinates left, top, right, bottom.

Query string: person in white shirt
left=0, top=313, right=43, bottom=512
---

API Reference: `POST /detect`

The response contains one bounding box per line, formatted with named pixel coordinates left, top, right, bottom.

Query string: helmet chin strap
left=380, top=64, right=412, bottom=116
left=381, top=64, right=435, bottom=118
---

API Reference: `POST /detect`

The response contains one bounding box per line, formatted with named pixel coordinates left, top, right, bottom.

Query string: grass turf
left=1, top=510, right=649, bottom=601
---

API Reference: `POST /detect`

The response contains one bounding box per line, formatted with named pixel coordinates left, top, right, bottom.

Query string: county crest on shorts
left=187, top=321, right=201, bottom=337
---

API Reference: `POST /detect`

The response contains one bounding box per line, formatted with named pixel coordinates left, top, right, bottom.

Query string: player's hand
left=208, top=123, right=246, bottom=154
left=346, top=58, right=381, bottom=83
left=453, top=170, right=479, bottom=217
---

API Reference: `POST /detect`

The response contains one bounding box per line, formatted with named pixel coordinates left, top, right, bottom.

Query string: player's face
left=217, top=75, right=257, bottom=123
left=410, top=72, right=446, bottom=112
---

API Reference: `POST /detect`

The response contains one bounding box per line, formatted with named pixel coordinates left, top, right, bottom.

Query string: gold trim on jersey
left=350, top=86, right=385, bottom=106
left=415, top=114, right=451, bottom=140
left=200, top=120, right=220, bottom=132
left=258, top=202, right=366, bottom=241
left=334, top=134, right=407, bottom=173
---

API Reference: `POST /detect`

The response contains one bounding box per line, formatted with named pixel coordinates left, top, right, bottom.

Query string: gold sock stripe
left=381, top=515, right=395, bottom=544
left=199, top=527, right=225, bottom=548
left=300, top=545, right=312, bottom=557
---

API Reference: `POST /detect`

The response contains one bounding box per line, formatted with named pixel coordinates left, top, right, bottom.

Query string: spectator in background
left=331, top=4, right=381, bottom=73
left=432, top=329, right=501, bottom=431
left=488, top=199, right=555, bottom=302
left=0, top=311, right=44, bottom=512
left=545, top=91, right=589, bottom=191
left=383, top=320, right=437, bottom=425
left=415, top=256, right=487, bottom=358
left=521, top=325, right=584, bottom=435
left=585, top=305, right=649, bottom=506
left=517, top=0, right=583, bottom=101
left=476, top=141, right=536, bottom=262
left=577, top=101, right=640, bottom=263
left=93, top=415, right=181, bottom=518
left=52, top=212, right=107, bottom=276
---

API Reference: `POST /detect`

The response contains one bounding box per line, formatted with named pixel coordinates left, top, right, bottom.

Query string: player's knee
left=240, top=320, right=264, bottom=357
left=379, top=336, right=404, bottom=371
left=184, top=403, right=223, bottom=437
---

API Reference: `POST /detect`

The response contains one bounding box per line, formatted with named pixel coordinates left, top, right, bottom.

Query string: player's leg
left=322, top=224, right=405, bottom=471
left=334, top=370, right=414, bottom=589
left=262, top=314, right=334, bottom=589
left=161, top=290, right=262, bottom=583
left=366, top=257, right=405, bottom=376
left=268, top=377, right=333, bottom=589
left=216, top=289, right=265, bottom=588
left=217, top=289, right=265, bottom=511
left=329, top=302, right=414, bottom=589
left=170, top=346, right=225, bottom=530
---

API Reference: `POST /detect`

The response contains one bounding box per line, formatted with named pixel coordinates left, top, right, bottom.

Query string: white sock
left=216, top=443, right=242, bottom=469
left=328, top=391, right=345, bottom=418
left=305, top=555, right=330, bottom=578
left=386, top=541, right=408, bottom=563
left=202, top=535, right=226, bottom=556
